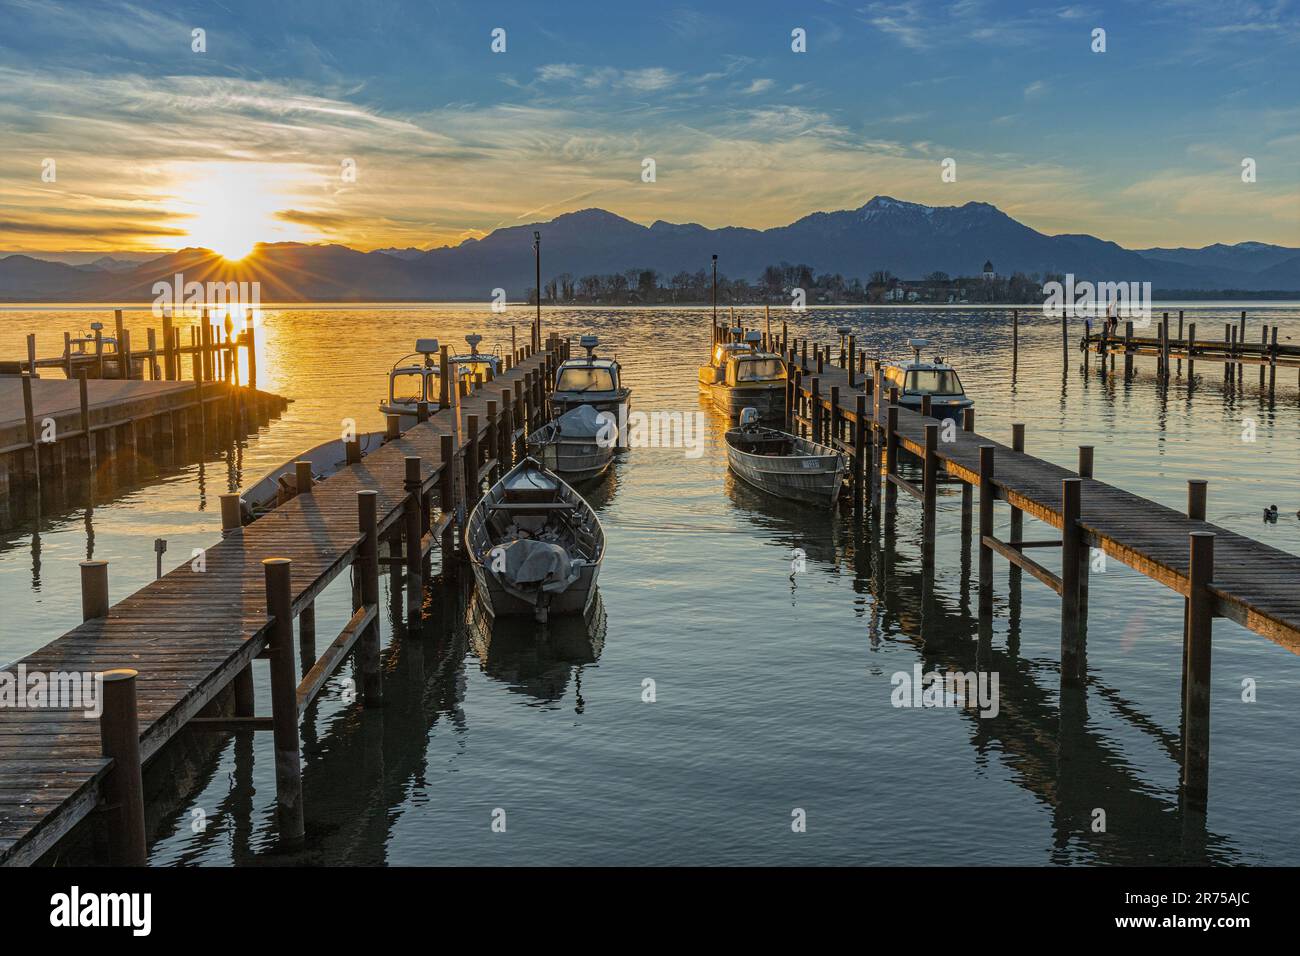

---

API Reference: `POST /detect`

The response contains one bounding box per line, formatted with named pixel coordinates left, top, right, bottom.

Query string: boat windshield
left=906, top=369, right=963, bottom=395
left=391, top=370, right=424, bottom=403
left=734, top=358, right=784, bottom=382
left=556, top=367, right=615, bottom=392
left=456, top=360, right=495, bottom=380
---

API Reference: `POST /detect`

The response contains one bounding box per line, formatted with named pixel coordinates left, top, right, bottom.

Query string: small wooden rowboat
left=465, top=457, right=605, bottom=623
left=724, top=410, right=845, bottom=506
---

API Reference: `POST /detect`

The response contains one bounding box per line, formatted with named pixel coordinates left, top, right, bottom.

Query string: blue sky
left=1, top=0, right=1297, bottom=253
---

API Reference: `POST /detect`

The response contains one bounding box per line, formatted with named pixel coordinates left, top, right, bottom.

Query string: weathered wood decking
left=795, top=355, right=1300, bottom=653
left=0, top=347, right=554, bottom=865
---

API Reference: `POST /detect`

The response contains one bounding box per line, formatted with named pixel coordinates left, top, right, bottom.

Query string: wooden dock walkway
left=730, top=321, right=1299, bottom=820
left=0, top=338, right=562, bottom=865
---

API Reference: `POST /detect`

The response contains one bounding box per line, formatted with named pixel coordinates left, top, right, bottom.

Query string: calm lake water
left=2, top=303, right=1299, bottom=865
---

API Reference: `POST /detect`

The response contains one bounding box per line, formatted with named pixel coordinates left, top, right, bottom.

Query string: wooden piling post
left=1123, top=321, right=1133, bottom=378
left=920, top=393, right=932, bottom=420
left=922, top=423, right=938, bottom=569
left=345, top=439, right=361, bottom=465
left=294, top=460, right=312, bottom=495
left=1009, top=423, right=1024, bottom=550
left=486, top=401, right=499, bottom=480
left=1182, top=531, right=1215, bottom=814
left=220, top=493, right=242, bottom=533
left=263, top=557, right=304, bottom=842
left=385, top=414, right=401, bottom=441
left=162, top=311, right=175, bottom=379
left=960, top=408, right=974, bottom=540
left=885, top=401, right=899, bottom=516
left=830, top=385, right=840, bottom=444
left=357, top=490, right=382, bottom=705
left=1176, top=311, right=1184, bottom=377
left=464, top=415, right=480, bottom=508
left=439, top=435, right=456, bottom=574
left=978, top=445, right=995, bottom=617
left=1061, top=478, right=1083, bottom=683
left=99, top=669, right=147, bottom=865
left=80, top=560, right=109, bottom=620
left=1187, top=479, right=1207, bottom=521
left=1078, top=445, right=1094, bottom=479
left=1012, top=309, right=1019, bottom=376
left=810, top=378, right=821, bottom=444
left=1268, top=325, right=1278, bottom=399
left=853, top=394, right=867, bottom=512
left=1187, top=321, right=1197, bottom=379
left=847, top=335, right=856, bottom=389
left=404, top=456, right=424, bottom=621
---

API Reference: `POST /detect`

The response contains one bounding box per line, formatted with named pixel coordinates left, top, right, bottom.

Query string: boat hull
left=897, top=396, right=972, bottom=421
left=526, top=436, right=614, bottom=483
left=465, top=458, right=605, bottom=623
left=725, top=430, right=844, bottom=506
left=702, top=382, right=785, bottom=420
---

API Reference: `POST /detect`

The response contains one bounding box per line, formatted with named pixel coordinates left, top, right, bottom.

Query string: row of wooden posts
left=1082, top=309, right=1299, bottom=399
left=76, top=337, right=568, bottom=863
left=716, top=318, right=1222, bottom=819
left=11, top=308, right=258, bottom=387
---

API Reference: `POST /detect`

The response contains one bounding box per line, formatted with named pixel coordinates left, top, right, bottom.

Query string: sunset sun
left=174, top=162, right=316, bottom=260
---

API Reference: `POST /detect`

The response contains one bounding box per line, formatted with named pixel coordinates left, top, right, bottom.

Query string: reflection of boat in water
left=724, top=472, right=840, bottom=567
left=698, top=329, right=787, bottom=420
left=465, top=590, right=607, bottom=703
left=725, top=408, right=844, bottom=506
left=879, top=338, right=973, bottom=420
left=241, top=431, right=386, bottom=522
left=465, top=458, right=605, bottom=623
left=379, top=334, right=503, bottom=429
left=527, top=404, right=615, bottom=483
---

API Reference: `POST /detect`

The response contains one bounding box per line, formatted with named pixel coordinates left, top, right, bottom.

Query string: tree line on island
left=528, top=262, right=1052, bottom=306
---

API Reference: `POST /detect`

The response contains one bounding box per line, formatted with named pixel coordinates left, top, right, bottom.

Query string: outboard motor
left=739, top=407, right=761, bottom=430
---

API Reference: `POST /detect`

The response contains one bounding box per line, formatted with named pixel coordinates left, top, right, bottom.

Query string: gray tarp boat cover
left=555, top=403, right=605, bottom=440
left=497, top=538, right=581, bottom=593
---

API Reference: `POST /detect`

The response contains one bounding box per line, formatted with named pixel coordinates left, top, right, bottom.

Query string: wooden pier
left=1080, top=309, right=1300, bottom=398
left=1, top=309, right=280, bottom=524
left=720, top=320, right=1300, bottom=822
left=0, top=337, right=566, bottom=866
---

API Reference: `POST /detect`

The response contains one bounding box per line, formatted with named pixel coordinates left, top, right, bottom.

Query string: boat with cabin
left=879, top=338, right=973, bottom=421
left=379, top=334, right=502, bottom=429
left=464, top=457, right=605, bottom=623
left=698, top=329, right=787, bottom=420
left=724, top=408, right=845, bottom=506
left=548, top=335, right=631, bottom=449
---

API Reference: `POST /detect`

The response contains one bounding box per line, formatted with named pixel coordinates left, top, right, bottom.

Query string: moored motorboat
left=879, top=338, right=973, bottom=421
left=698, top=329, right=787, bottom=420
left=549, top=335, right=631, bottom=448
left=526, top=404, right=615, bottom=483
left=240, top=431, right=386, bottom=522
left=724, top=408, right=845, bottom=506
left=464, top=457, right=604, bottom=623
left=379, top=334, right=503, bottom=429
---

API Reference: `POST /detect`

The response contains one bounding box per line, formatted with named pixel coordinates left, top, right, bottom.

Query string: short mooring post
left=357, top=490, right=382, bottom=705
left=263, top=557, right=304, bottom=843
left=80, top=560, right=109, bottom=621
left=405, top=456, right=423, bottom=621
left=922, top=423, right=938, bottom=570
left=1182, top=531, right=1215, bottom=814
left=978, top=445, right=995, bottom=618
left=295, top=460, right=312, bottom=496
left=1061, top=478, right=1083, bottom=684
left=99, top=668, right=147, bottom=865
left=220, top=493, right=242, bottom=535
left=1078, top=445, right=1094, bottom=479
